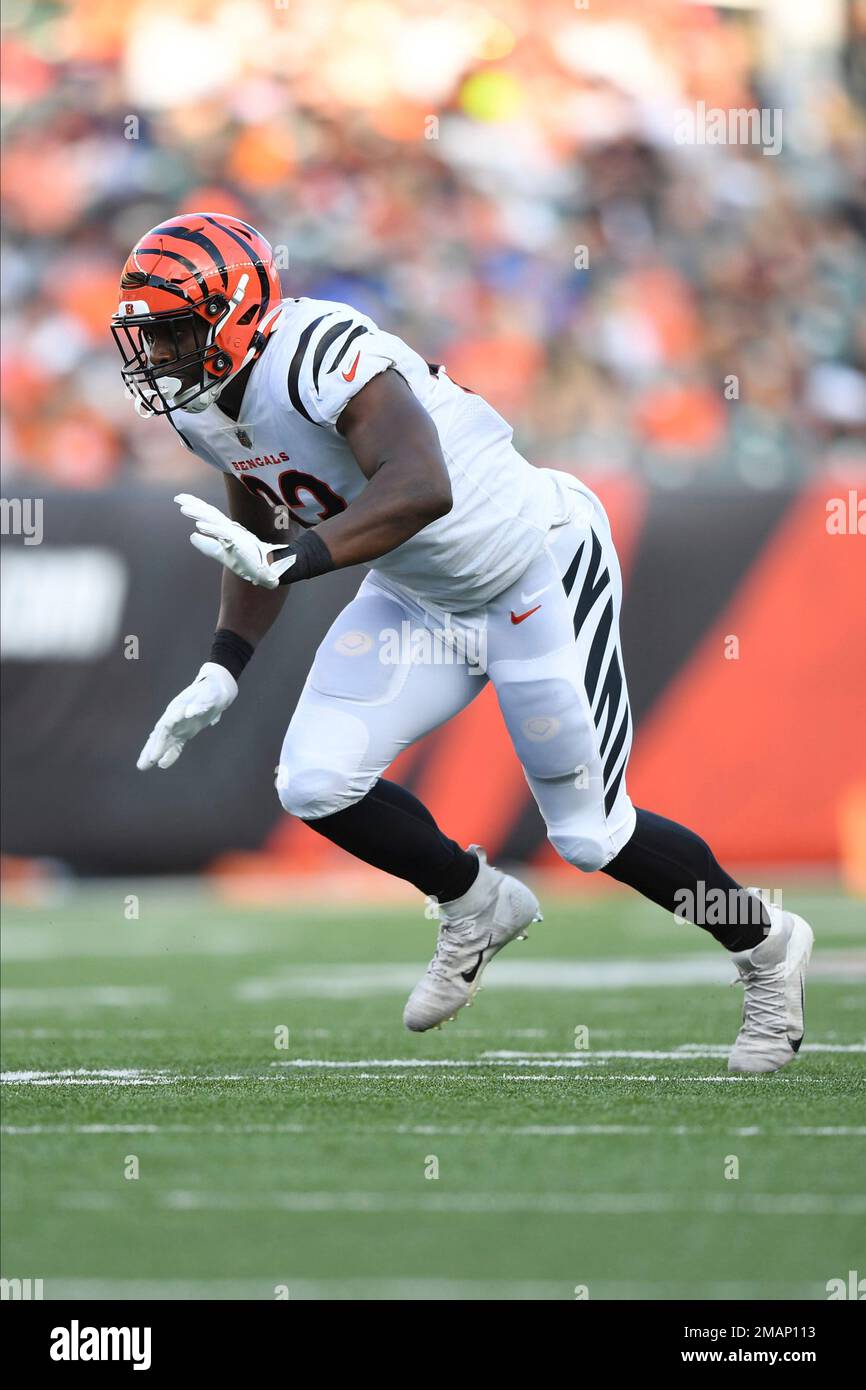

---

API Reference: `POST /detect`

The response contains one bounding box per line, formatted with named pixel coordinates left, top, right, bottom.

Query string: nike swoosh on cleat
left=461, top=936, right=492, bottom=983
left=510, top=605, right=541, bottom=625
left=791, top=979, right=805, bottom=1051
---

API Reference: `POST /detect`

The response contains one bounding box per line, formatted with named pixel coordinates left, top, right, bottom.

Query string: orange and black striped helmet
left=111, top=212, right=283, bottom=416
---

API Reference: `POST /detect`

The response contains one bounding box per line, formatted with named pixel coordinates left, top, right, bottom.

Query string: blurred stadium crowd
left=2, top=0, right=865, bottom=489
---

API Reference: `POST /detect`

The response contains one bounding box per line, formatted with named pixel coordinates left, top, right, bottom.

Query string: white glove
left=137, top=662, right=238, bottom=771
left=174, top=493, right=297, bottom=589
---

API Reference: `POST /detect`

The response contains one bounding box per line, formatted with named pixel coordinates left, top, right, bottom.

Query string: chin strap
left=194, top=301, right=284, bottom=413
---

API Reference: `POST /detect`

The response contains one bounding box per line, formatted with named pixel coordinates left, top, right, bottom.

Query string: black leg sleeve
left=602, top=808, right=771, bottom=951
left=302, top=778, right=479, bottom=902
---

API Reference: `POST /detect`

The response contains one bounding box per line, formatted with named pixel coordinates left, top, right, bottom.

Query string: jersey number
left=240, top=469, right=347, bottom=528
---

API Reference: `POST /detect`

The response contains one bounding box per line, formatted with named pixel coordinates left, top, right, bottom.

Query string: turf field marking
left=1, top=1027, right=335, bottom=1041
left=0, top=1075, right=182, bottom=1087
left=235, top=950, right=865, bottom=999
left=394, top=1123, right=866, bottom=1137
left=54, top=1189, right=866, bottom=1217
left=0, top=986, right=170, bottom=1012
left=481, top=1045, right=866, bottom=1059
left=0, top=1069, right=239, bottom=1086
left=685, top=1042, right=866, bottom=1054
left=23, top=1276, right=829, bottom=1300
left=0, top=923, right=318, bottom=964
left=1, top=1123, right=313, bottom=1135
left=0, top=1073, right=252, bottom=1084
left=4, top=1124, right=169, bottom=1134
left=6, top=1123, right=863, bottom=1137
left=786, top=1127, right=866, bottom=1136
left=1, top=1028, right=173, bottom=1041
left=0, top=921, right=367, bottom=961
left=269, top=1058, right=594, bottom=1068
left=0, top=1067, right=179, bottom=1078
left=1, top=1068, right=173, bottom=1081
left=268, top=1059, right=807, bottom=1074
left=4, top=1046, right=857, bottom=1088
left=0, top=1062, right=816, bottom=1085
left=500, top=1073, right=799, bottom=1082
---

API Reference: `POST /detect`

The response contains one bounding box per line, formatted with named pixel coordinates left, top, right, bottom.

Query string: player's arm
left=216, top=474, right=292, bottom=642
left=174, top=369, right=452, bottom=589
left=315, top=367, right=452, bottom=566
left=137, top=476, right=294, bottom=773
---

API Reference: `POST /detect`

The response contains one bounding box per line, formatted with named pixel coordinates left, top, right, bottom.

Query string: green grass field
left=2, top=880, right=864, bottom=1301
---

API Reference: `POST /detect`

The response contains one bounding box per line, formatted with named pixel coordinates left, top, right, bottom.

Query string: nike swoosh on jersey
left=342, top=351, right=361, bottom=382
left=510, top=605, right=542, bottom=625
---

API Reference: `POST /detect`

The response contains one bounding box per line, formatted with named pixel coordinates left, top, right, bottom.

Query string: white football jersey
left=168, top=296, right=577, bottom=610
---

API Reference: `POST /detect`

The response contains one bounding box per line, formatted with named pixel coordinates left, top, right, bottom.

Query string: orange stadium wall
left=1, top=476, right=864, bottom=877
left=622, top=479, right=866, bottom=870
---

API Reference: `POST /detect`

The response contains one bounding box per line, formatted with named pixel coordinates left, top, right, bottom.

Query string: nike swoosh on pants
left=519, top=584, right=551, bottom=604
left=510, top=606, right=541, bottom=625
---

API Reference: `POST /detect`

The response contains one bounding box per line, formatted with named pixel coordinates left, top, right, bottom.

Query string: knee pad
left=276, top=765, right=367, bottom=820
left=276, top=705, right=375, bottom=819
left=547, top=826, right=611, bottom=874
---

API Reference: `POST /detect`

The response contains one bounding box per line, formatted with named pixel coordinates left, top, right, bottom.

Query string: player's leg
left=277, top=574, right=542, bottom=1030
left=276, top=574, right=484, bottom=899
left=490, top=509, right=763, bottom=939
left=488, top=490, right=812, bottom=1072
left=306, top=778, right=479, bottom=901
left=486, top=505, right=638, bottom=876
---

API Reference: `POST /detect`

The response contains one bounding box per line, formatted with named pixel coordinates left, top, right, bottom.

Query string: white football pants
left=277, top=480, right=636, bottom=871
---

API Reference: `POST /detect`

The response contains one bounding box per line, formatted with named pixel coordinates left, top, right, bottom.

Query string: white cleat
left=727, top=899, right=814, bottom=1074
left=403, top=846, right=541, bottom=1033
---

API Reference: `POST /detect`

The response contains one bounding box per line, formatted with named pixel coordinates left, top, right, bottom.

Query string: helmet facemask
left=112, top=278, right=249, bottom=417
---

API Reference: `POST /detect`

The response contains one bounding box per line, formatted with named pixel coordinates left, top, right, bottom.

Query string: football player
left=116, top=212, right=812, bottom=1073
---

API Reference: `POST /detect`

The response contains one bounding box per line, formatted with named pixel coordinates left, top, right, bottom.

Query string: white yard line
left=498, top=1073, right=799, bottom=1083
left=270, top=1058, right=592, bottom=1068
left=3, top=1046, right=859, bottom=1088
left=235, top=952, right=866, bottom=999
left=53, top=1189, right=866, bottom=1217
left=480, top=1045, right=866, bottom=1059
left=1, top=1123, right=311, bottom=1136
left=1, top=1068, right=174, bottom=1081
left=23, top=1276, right=826, bottom=1300
left=2, top=1056, right=847, bottom=1086
left=0, top=925, right=330, bottom=962
left=2, top=1073, right=183, bottom=1084
left=4, top=1122, right=863, bottom=1138
left=1, top=1029, right=172, bottom=1041
left=0, top=1027, right=334, bottom=1041
left=0, top=986, right=170, bottom=1012
left=0, top=1069, right=242, bottom=1086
